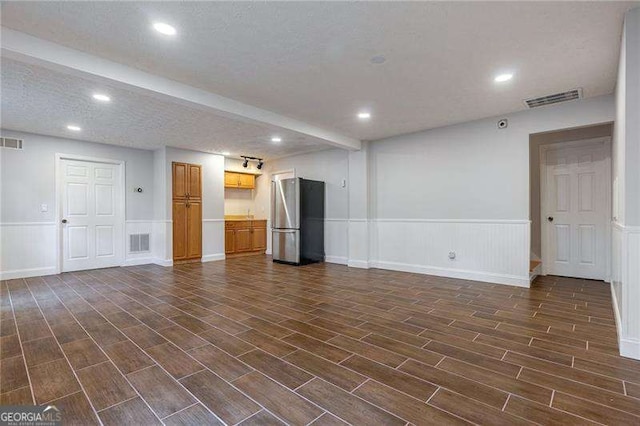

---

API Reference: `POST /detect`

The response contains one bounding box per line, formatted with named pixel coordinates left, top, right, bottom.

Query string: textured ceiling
left=1, top=1, right=635, bottom=143
left=0, top=58, right=329, bottom=159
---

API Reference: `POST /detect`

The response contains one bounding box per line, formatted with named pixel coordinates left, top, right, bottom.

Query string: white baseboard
left=371, top=260, right=530, bottom=288
left=325, top=255, right=348, bottom=265
left=153, top=258, right=173, bottom=267
left=348, top=259, right=370, bottom=269
left=202, top=253, right=225, bottom=263
left=123, top=257, right=155, bottom=267
left=0, top=266, right=57, bottom=280
left=610, top=282, right=640, bottom=360
left=619, top=338, right=640, bottom=360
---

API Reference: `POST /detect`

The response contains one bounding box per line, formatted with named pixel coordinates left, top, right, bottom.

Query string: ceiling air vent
left=0, top=137, right=24, bottom=150
left=524, top=88, right=583, bottom=109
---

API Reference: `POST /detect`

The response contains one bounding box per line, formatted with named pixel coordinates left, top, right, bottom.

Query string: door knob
left=61, top=219, right=68, bottom=223
left=547, top=217, right=554, bottom=222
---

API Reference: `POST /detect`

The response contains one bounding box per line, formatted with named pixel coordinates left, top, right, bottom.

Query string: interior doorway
left=529, top=123, right=613, bottom=281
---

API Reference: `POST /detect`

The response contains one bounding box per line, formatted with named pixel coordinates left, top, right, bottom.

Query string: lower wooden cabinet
left=235, top=228, right=253, bottom=252
left=252, top=225, right=267, bottom=251
left=225, top=220, right=267, bottom=257
left=224, top=229, right=235, bottom=254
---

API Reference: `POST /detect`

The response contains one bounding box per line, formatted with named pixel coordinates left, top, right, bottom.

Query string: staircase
left=529, top=260, right=542, bottom=283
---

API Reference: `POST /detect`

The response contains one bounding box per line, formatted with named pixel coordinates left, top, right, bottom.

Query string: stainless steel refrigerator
left=271, top=178, right=325, bottom=265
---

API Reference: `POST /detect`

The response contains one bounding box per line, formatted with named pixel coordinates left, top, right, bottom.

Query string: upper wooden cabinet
left=224, top=171, right=256, bottom=189
left=173, top=163, right=202, bottom=200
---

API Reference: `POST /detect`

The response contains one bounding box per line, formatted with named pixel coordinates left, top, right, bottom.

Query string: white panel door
left=543, top=140, right=608, bottom=280
left=61, top=159, right=123, bottom=271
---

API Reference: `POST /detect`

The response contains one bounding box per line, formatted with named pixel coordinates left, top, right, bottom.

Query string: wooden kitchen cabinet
left=225, top=220, right=267, bottom=257
left=225, top=230, right=235, bottom=254
left=234, top=229, right=253, bottom=252
left=224, top=171, right=256, bottom=189
left=252, top=223, right=267, bottom=251
left=172, top=162, right=202, bottom=263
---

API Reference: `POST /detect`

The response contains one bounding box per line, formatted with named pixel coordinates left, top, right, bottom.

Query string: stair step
left=529, top=260, right=542, bottom=273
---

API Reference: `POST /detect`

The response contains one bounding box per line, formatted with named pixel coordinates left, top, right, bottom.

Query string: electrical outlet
left=40, top=203, right=48, bottom=212
left=448, top=251, right=456, bottom=260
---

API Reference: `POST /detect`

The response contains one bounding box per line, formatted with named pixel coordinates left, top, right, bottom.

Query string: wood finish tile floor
left=2, top=256, right=639, bottom=425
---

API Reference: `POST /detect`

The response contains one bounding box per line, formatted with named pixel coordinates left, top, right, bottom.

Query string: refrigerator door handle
left=273, top=229, right=297, bottom=233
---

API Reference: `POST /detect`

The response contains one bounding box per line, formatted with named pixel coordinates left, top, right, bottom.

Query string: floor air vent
left=524, top=88, right=582, bottom=109
left=1, top=137, right=24, bottom=149
left=130, top=234, right=150, bottom=253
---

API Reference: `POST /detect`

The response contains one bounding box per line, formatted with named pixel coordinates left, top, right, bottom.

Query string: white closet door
left=61, top=159, right=123, bottom=272
left=543, top=140, right=608, bottom=280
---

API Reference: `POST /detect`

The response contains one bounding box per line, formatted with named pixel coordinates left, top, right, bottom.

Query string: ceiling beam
left=1, top=28, right=361, bottom=151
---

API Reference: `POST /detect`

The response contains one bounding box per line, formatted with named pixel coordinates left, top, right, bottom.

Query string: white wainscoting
left=0, top=222, right=57, bottom=279
left=1, top=217, right=227, bottom=279
left=369, top=219, right=531, bottom=287
left=202, top=219, right=225, bottom=263
left=325, top=218, right=349, bottom=265
left=124, top=220, right=155, bottom=266
left=348, top=219, right=369, bottom=268
left=151, top=220, right=173, bottom=266
left=611, top=222, right=640, bottom=360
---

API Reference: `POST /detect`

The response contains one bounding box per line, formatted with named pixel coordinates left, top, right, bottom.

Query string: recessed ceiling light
left=221, top=151, right=231, bottom=156
left=153, top=22, right=177, bottom=36
left=494, top=73, right=514, bottom=83
left=92, top=93, right=111, bottom=102
left=66, top=125, right=81, bottom=131
left=357, top=112, right=371, bottom=120
left=271, top=136, right=282, bottom=143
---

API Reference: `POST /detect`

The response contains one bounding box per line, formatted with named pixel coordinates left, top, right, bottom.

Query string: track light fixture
left=241, top=155, right=264, bottom=170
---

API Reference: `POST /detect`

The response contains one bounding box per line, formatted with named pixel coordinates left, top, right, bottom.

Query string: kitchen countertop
left=224, top=216, right=267, bottom=221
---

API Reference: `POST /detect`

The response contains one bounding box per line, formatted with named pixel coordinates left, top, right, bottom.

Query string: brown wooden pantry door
left=172, top=162, right=202, bottom=262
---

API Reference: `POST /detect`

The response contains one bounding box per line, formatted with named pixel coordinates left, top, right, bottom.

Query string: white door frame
left=55, top=153, right=126, bottom=274
left=539, top=137, right=612, bottom=279
left=270, top=168, right=296, bottom=181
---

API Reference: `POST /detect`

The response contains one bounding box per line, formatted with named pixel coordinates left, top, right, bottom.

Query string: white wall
left=368, top=95, right=614, bottom=287
left=612, top=6, right=640, bottom=360
left=250, top=96, right=615, bottom=286
left=0, top=130, right=155, bottom=278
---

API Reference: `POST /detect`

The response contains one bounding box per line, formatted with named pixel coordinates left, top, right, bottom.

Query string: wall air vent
left=129, top=234, right=150, bottom=253
left=0, top=137, right=24, bottom=149
left=524, top=88, right=583, bottom=109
